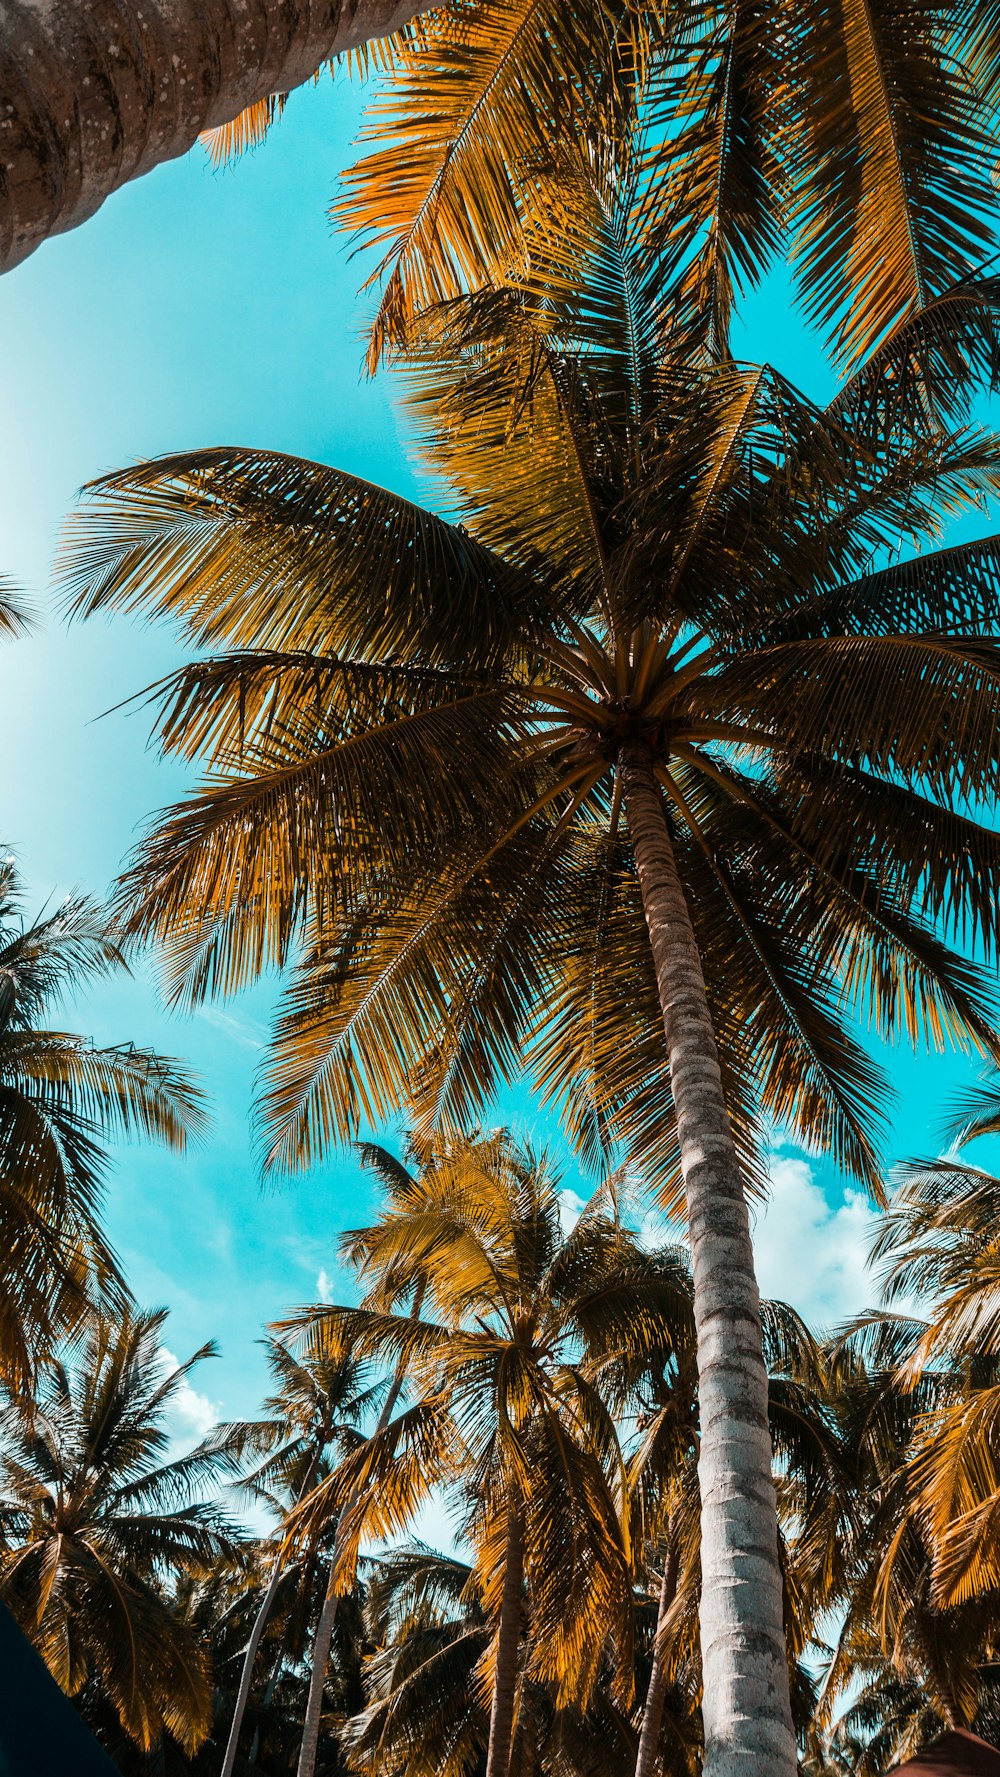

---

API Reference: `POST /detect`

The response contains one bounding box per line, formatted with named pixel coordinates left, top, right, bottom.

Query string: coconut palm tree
left=859, top=1122, right=1000, bottom=1610
left=345, top=1541, right=666, bottom=1777
left=807, top=1312, right=1000, bottom=1771
left=337, top=0, right=1000, bottom=373
left=218, top=1320, right=377, bottom=1777
left=0, top=854, right=204, bottom=1391
left=0, top=0, right=437, bottom=275
left=283, top=1133, right=679, bottom=1777
left=58, top=179, right=1000, bottom=1772
left=291, top=1137, right=439, bottom=1777
left=0, top=1305, right=242, bottom=1755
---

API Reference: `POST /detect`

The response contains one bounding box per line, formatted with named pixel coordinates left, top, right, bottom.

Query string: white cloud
left=316, top=1268, right=334, bottom=1302
left=557, top=1187, right=586, bottom=1233
left=159, top=1346, right=221, bottom=1448
left=751, top=1154, right=881, bottom=1332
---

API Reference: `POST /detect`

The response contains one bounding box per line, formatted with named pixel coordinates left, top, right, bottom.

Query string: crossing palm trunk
left=484, top=1484, right=525, bottom=1777
left=620, top=744, right=796, bottom=1777
left=220, top=1556, right=286, bottom=1777
left=296, top=1278, right=426, bottom=1777
left=220, top=1449, right=322, bottom=1777
left=0, top=1, right=434, bottom=273
left=634, top=1532, right=680, bottom=1777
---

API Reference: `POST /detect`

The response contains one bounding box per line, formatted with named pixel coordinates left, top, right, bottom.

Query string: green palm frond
left=0, top=581, right=34, bottom=640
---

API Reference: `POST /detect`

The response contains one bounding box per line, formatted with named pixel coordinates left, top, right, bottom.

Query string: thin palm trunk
left=634, top=1532, right=680, bottom=1777
left=296, top=1280, right=425, bottom=1777
left=248, top=1620, right=291, bottom=1767
left=485, top=1485, right=525, bottom=1777
left=0, top=0, right=432, bottom=274
left=220, top=1451, right=322, bottom=1777
left=620, top=744, right=796, bottom=1777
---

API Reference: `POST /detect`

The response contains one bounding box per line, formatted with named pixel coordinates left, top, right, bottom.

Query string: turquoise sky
left=0, top=68, right=995, bottom=1445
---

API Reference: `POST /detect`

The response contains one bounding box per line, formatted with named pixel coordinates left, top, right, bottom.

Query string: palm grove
left=5, top=0, right=1000, bottom=1773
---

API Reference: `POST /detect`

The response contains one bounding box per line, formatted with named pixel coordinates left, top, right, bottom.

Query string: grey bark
left=220, top=1555, right=286, bottom=1777
left=0, top=0, right=434, bottom=273
left=620, top=745, right=797, bottom=1777
left=296, top=1277, right=426, bottom=1777
left=485, top=1486, right=525, bottom=1777
left=220, top=1449, right=322, bottom=1777
left=634, top=1534, right=680, bottom=1777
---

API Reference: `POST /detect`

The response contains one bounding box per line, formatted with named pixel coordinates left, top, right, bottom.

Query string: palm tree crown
left=58, top=135, right=1000, bottom=1777
left=0, top=1307, right=242, bottom=1753
left=0, top=856, right=205, bottom=1390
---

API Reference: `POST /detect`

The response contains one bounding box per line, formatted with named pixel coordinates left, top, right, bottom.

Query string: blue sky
left=0, top=68, right=994, bottom=1447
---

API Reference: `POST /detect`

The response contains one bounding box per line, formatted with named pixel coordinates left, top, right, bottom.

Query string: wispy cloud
left=196, top=1006, right=265, bottom=1052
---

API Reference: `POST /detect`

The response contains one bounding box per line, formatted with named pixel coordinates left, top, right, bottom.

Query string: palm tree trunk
left=221, top=1450, right=322, bottom=1777
left=0, top=0, right=433, bottom=274
left=220, top=1555, right=287, bottom=1777
left=620, top=744, right=796, bottom=1777
left=296, top=1279, right=426, bottom=1777
left=485, top=1485, right=525, bottom=1777
left=634, top=1533, right=680, bottom=1777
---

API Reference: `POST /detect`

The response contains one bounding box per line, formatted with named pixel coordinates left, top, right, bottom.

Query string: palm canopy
left=0, top=1306, right=243, bottom=1754
left=334, top=0, right=1000, bottom=371
left=59, top=166, right=1000, bottom=1200
left=0, top=857, right=205, bottom=1390
left=861, top=1126, right=1000, bottom=1612
left=281, top=1134, right=680, bottom=1721
left=807, top=1312, right=1000, bottom=1768
left=221, top=1320, right=381, bottom=1519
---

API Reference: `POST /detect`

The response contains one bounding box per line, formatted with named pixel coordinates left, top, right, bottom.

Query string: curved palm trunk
left=296, top=1280, right=426, bottom=1777
left=485, top=1487, right=525, bottom=1777
left=0, top=0, right=432, bottom=274
left=220, top=1451, right=322, bottom=1777
left=634, top=1534, right=680, bottom=1777
left=620, top=745, right=796, bottom=1777
left=220, top=1556, right=286, bottom=1777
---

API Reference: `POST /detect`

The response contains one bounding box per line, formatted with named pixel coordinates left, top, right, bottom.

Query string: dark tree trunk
left=485, top=1487, right=525, bottom=1777
left=0, top=1, right=433, bottom=272
left=634, top=1533, right=680, bottom=1777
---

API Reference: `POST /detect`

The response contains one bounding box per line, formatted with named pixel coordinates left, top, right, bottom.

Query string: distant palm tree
left=862, top=1126, right=1000, bottom=1609
left=0, top=0, right=435, bottom=275
left=0, top=856, right=204, bottom=1390
left=286, top=1132, right=691, bottom=1777
left=218, top=1321, right=377, bottom=1777
left=0, top=1306, right=242, bottom=1754
left=807, top=1311, right=1000, bottom=1769
left=345, top=1539, right=651, bottom=1777
left=60, top=174, right=1000, bottom=1771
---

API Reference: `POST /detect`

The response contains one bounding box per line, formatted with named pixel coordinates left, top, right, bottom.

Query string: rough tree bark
left=634, top=1533, right=680, bottom=1777
left=484, top=1486, right=525, bottom=1777
left=620, top=744, right=797, bottom=1777
left=0, top=1, right=434, bottom=272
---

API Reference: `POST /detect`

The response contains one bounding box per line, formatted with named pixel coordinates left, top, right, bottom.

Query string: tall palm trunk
left=220, top=1450, right=322, bottom=1777
left=620, top=745, right=796, bottom=1777
left=634, top=1532, right=680, bottom=1777
left=296, top=1279, right=425, bottom=1777
left=485, top=1485, right=525, bottom=1777
left=0, top=0, right=432, bottom=273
